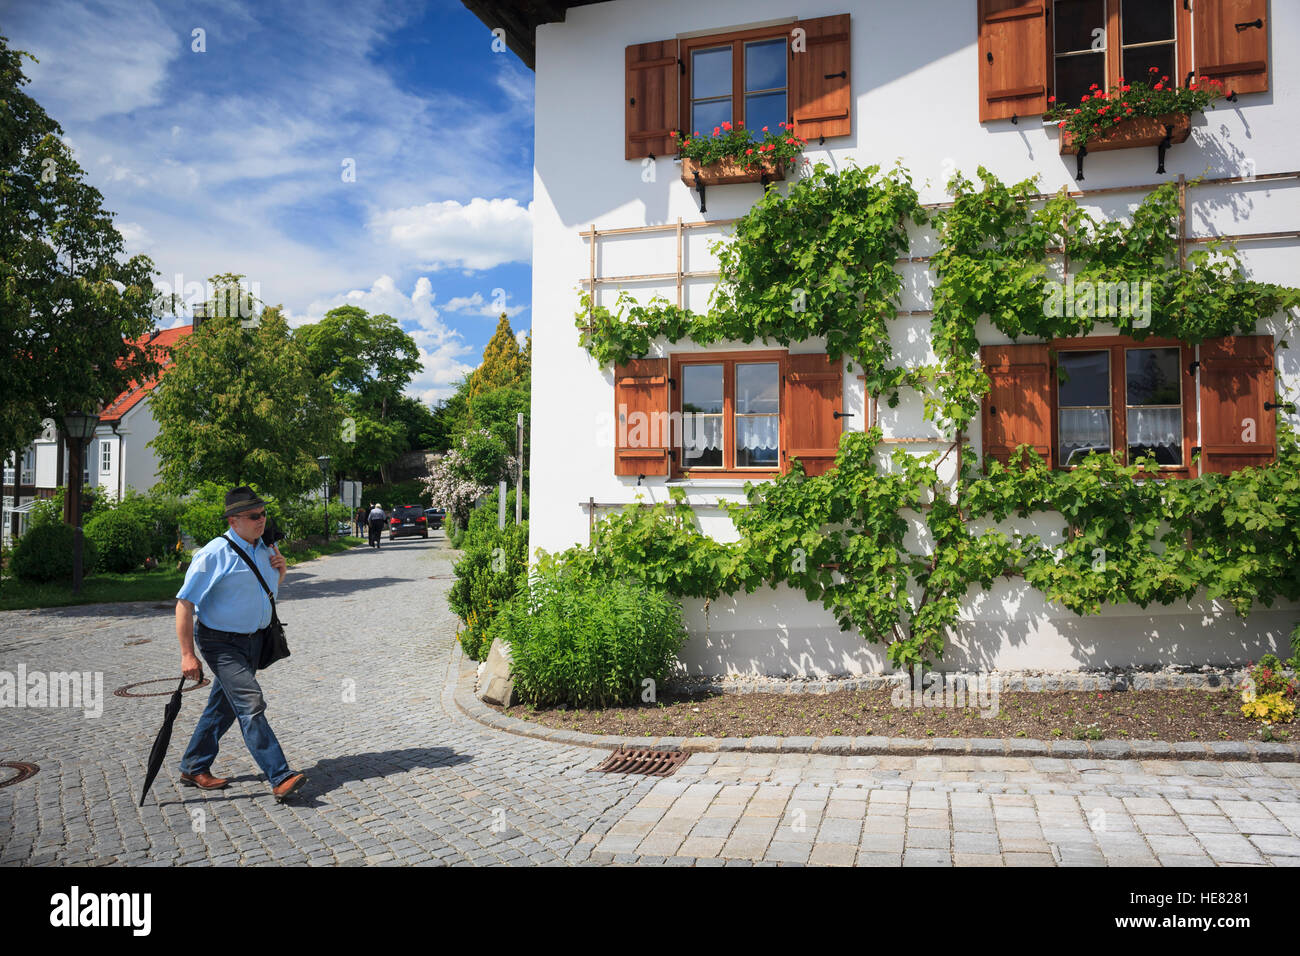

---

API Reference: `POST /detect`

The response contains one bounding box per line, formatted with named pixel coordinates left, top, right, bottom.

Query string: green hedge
left=11, top=521, right=98, bottom=583
left=84, top=509, right=150, bottom=572
left=489, top=565, right=687, bottom=708
left=449, top=513, right=529, bottom=661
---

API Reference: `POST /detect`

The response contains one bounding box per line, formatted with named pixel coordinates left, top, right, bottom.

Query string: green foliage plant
left=568, top=161, right=1300, bottom=669
left=84, top=508, right=150, bottom=572
left=11, top=521, right=97, bottom=583
left=448, top=495, right=529, bottom=660
left=491, top=564, right=687, bottom=708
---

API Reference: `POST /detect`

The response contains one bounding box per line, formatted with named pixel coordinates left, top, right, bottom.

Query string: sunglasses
left=236, top=511, right=267, bottom=521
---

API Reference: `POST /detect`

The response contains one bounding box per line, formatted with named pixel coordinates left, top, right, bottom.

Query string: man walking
left=367, top=502, right=386, bottom=549
left=175, top=486, right=306, bottom=802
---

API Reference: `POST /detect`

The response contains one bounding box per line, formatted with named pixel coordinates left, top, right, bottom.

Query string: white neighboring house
left=479, top=0, right=1299, bottom=676
left=3, top=324, right=192, bottom=546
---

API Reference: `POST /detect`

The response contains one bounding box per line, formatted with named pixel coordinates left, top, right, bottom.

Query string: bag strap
left=223, top=534, right=278, bottom=618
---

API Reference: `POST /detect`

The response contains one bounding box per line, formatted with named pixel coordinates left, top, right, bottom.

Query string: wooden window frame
left=1050, top=335, right=1197, bottom=478
left=670, top=349, right=787, bottom=478
left=679, top=24, right=792, bottom=137
left=1049, top=0, right=1192, bottom=102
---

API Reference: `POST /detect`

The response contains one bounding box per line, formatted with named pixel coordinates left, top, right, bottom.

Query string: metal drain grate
left=593, top=748, right=688, bottom=777
left=0, top=762, right=39, bottom=788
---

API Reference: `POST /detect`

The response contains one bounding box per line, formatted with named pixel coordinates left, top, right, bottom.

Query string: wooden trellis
left=578, top=169, right=1300, bottom=526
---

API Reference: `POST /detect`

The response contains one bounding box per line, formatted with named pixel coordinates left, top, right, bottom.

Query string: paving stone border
left=452, top=646, right=1298, bottom=763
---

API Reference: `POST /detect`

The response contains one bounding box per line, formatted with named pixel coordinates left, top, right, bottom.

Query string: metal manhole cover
left=593, top=748, right=688, bottom=777
left=124, top=637, right=152, bottom=646
left=0, top=762, right=39, bottom=788
left=114, top=677, right=209, bottom=698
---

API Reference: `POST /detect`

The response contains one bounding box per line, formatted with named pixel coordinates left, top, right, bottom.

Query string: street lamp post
left=316, top=455, right=330, bottom=542
left=62, top=411, right=99, bottom=594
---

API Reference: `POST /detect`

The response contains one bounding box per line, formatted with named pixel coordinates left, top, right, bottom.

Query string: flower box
left=680, top=156, right=786, bottom=186
left=1059, top=113, right=1191, bottom=155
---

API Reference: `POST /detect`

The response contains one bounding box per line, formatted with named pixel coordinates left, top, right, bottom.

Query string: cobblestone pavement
left=0, top=535, right=658, bottom=866
left=2, top=534, right=1299, bottom=866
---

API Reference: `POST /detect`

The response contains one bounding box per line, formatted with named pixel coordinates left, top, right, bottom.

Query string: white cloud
left=369, top=197, right=533, bottom=272
left=9, top=0, right=179, bottom=122
left=441, top=291, right=528, bottom=318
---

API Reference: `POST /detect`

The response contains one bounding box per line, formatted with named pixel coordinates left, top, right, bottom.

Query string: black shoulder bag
left=223, top=534, right=290, bottom=670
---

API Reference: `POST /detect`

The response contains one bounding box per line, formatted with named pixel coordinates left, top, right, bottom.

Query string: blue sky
left=2, top=0, right=535, bottom=404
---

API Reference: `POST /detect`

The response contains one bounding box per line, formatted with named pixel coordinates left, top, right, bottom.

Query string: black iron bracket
left=692, top=169, right=706, bottom=213
left=1235, top=18, right=1264, bottom=30
left=1157, top=124, right=1173, bottom=174
left=1191, top=445, right=1202, bottom=456
left=1075, top=144, right=1087, bottom=181
left=832, top=410, right=854, bottom=419
left=1264, top=401, right=1296, bottom=412
left=1187, top=360, right=1201, bottom=376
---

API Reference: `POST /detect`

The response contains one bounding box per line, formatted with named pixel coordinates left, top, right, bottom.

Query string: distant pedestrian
left=367, top=502, right=386, bottom=549
left=354, top=506, right=366, bottom=538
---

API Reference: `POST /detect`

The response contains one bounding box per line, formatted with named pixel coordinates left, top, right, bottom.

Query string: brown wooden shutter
left=1194, top=0, right=1269, bottom=96
left=981, top=344, right=1053, bottom=468
left=626, top=39, right=679, bottom=160
left=789, top=14, right=851, bottom=141
left=614, top=358, right=670, bottom=475
left=1198, top=335, right=1276, bottom=474
left=783, top=354, right=842, bottom=476
left=977, top=0, right=1050, bottom=123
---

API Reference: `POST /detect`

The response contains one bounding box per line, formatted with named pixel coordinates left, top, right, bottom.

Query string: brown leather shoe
left=272, top=772, right=306, bottom=803
left=180, top=770, right=229, bottom=790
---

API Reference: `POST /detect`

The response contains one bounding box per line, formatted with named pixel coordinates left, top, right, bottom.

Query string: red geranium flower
left=761, top=125, right=769, bottom=132
left=669, top=130, right=677, bottom=138
left=745, top=148, right=753, bottom=155
left=1080, top=94, right=1090, bottom=102
left=1154, top=82, right=1163, bottom=90
left=1048, top=95, right=1056, bottom=103
left=721, top=121, right=732, bottom=131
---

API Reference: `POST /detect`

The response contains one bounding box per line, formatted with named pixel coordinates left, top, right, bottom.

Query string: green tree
left=295, top=305, right=421, bottom=482
left=468, top=313, right=526, bottom=396
left=1, top=36, right=161, bottom=484
left=149, top=299, right=338, bottom=500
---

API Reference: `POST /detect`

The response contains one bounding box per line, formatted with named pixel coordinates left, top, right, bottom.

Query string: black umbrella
left=138, top=676, right=187, bottom=807
left=261, top=516, right=286, bottom=548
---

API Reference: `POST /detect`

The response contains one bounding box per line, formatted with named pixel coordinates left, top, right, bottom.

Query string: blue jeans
left=179, top=624, right=293, bottom=786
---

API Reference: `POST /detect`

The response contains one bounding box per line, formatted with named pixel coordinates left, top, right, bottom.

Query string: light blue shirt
left=176, top=532, right=279, bottom=633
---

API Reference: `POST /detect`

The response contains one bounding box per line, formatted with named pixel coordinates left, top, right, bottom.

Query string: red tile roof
left=97, top=325, right=194, bottom=424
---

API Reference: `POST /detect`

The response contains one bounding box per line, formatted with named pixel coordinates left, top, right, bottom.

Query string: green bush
left=11, top=521, right=99, bottom=583
left=85, top=508, right=150, bottom=572
left=490, top=565, right=687, bottom=708
left=448, top=504, right=529, bottom=661
left=27, top=489, right=65, bottom=528
left=115, top=488, right=186, bottom=561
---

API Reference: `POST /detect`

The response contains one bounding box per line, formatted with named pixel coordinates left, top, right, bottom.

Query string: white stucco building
left=468, top=0, right=1299, bottom=676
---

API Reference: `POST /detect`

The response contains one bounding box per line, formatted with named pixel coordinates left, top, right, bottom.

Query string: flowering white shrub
left=422, top=428, right=517, bottom=529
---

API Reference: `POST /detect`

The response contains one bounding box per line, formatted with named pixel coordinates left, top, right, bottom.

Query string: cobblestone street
left=2, top=533, right=1299, bottom=867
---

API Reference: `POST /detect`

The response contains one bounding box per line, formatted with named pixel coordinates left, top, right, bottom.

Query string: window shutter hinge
left=823, top=70, right=846, bottom=80
left=678, top=57, right=684, bottom=74
left=832, top=410, right=853, bottom=419
left=1191, top=446, right=1202, bottom=456
left=1264, top=401, right=1294, bottom=412
left=1187, top=360, right=1200, bottom=376
left=668, top=376, right=676, bottom=389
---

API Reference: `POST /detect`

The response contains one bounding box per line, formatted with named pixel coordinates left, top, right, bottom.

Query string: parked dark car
left=423, top=507, right=445, bottom=529
left=389, top=504, right=429, bottom=539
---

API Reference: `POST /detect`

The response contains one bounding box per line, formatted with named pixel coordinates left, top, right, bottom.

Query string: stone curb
left=450, top=645, right=1298, bottom=763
